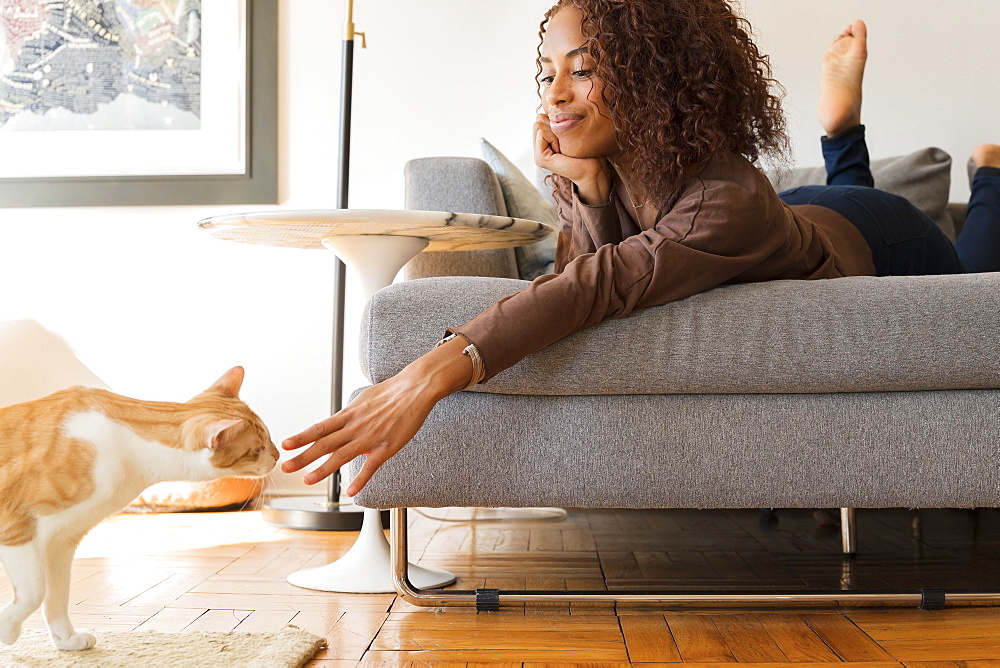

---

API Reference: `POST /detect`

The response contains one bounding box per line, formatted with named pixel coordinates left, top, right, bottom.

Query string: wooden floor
left=3, top=504, right=1000, bottom=666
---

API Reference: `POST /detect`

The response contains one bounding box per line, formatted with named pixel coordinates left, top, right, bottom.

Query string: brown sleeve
left=552, top=181, right=622, bottom=273
left=450, top=176, right=788, bottom=381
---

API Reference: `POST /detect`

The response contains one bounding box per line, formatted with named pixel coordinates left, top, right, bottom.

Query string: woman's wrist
left=399, top=335, right=476, bottom=401
left=573, top=163, right=612, bottom=206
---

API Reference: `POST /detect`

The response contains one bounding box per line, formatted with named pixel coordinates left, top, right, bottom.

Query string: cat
left=0, top=366, right=278, bottom=651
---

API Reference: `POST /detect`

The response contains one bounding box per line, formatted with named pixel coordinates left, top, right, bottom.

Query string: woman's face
left=539, top=5, right=620, bottom=159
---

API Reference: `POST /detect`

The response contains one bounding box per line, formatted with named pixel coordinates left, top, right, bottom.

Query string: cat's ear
left=208, top=366, right=245, bottom=398
left=205, top=418, right=243, bottom=449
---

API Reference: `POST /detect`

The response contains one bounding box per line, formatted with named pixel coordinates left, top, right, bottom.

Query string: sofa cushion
left=362, top=273, right=1000, bottom=395
left=352, top=388, right=1000, bottom=510
left=480, top=139, right=559, bottom=280
left=767, top=147, right=956, bottom=240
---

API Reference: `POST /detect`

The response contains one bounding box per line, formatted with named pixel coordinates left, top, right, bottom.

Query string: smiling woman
left=533, top=0, right=789, bottom=211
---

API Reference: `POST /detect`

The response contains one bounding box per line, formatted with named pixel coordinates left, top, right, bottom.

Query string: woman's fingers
left=300, top=443, right=353, bottom=485
left=534, top=114, right=560, bottom=162
left=280, top=428, right=350, bottom=474
left=282, top=414, right=347, bottom=450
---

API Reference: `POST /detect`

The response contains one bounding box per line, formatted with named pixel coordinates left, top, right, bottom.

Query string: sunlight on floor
left=75, top=511, right=286, bottom=560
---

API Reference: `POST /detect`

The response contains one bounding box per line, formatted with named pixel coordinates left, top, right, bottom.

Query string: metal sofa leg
left=841, top=507, right=857, bottom=555
left=389, top=506, right=985, bottom=608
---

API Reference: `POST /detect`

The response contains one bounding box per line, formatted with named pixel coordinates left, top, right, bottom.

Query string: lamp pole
left=262, top=0, right=378, bottom=531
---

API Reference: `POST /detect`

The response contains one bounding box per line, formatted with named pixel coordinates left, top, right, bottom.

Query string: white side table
left=199, top=208, right=551, bottom=593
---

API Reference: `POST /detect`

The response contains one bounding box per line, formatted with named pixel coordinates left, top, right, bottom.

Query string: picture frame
left=0, top=0, right=277, bottom=208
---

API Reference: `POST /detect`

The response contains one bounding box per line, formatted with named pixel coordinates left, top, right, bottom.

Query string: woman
left=282, top=1, right=1000, bottom=494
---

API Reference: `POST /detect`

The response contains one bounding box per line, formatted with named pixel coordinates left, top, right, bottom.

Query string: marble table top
left=198, top=208, right=552, bottom=252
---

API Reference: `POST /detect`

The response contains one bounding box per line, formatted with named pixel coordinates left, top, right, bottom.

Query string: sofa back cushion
left=480, top=139, right=560, bottom=280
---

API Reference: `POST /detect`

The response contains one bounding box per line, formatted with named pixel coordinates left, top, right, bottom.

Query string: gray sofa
left=350, top=146, right=1000, bottom=609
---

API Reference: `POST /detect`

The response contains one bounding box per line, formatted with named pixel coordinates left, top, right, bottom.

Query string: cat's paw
left=52, top=631, right=96, bottom=651
left=0, top=619, right=22, bottom=645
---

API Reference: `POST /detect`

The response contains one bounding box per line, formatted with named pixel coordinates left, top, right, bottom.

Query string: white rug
left=0, top=626, right=326, bottom=668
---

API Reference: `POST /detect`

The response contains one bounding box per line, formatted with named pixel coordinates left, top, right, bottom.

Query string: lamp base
left=261, top=496, right=388, bottom=531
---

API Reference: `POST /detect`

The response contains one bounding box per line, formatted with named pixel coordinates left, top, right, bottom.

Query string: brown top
left=451, top=151, right=876, bottom=381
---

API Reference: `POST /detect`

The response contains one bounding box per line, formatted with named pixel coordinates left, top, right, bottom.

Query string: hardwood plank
left=848, top=608, right=1000, bottom=641
left=381, top=613, right=619, bottom=631
left=882, top=638, right=1000, bottom=661
left=805, top=614, right=895, bottom=661
left=634, top=551, right=675, bottom=580
left=599, top=551, right=643, bottom=581
left=77, top=569, right=177, bottom=607
left=217, top=544, right=293, bottom=575
left=664, top=613, right=736, bottom=662
left=135, top=607, right=208, bottom=632
left=184, top=608, right=253, bottom=632
left=234, top=609, right=299, bottom=632
left=372, top=626, right=623, bottom=651
left=760, top=614, right=842, bottom=662
left=711, top=614, right=789, bottom=662
left=525, top=663, right=631, bottom=668
left=192, top=574, right=332, bottom=596
left=494, top=528, right=531, bottom=552
left=58, top=606, right=159, bottom=631
left=619, top=614, right=682, bottom=662
left=529, top=528, right=564, bottom=551
left=361, top=648, right=629, bottom=661
left=122, top=570, right=217, bottom=608
left=562, top=529, right=596, bottom=552
left=315, top=611, right=389, bottom=662
left=169, top=591, right=393, bottom=612
left=643, top=664, right=900, bottom=668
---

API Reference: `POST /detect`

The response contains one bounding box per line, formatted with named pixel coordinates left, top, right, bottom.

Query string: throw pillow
left=480, top=138, right=559, bottom=280
left=767, top=147, right=956, bottom=241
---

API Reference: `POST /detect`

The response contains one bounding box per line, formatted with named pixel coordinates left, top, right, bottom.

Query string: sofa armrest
left=403, top=157, right=519, bottom=280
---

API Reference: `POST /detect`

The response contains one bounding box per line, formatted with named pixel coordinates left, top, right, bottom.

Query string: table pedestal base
left=286, top=234, right=455, bottom=593
left=287, top=508, right=455, bottom=593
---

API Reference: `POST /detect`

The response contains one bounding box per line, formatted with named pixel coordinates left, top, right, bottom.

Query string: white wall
left=0, top=0, right=995, bottom=493
left=744, top=0, right=1000, bottom=202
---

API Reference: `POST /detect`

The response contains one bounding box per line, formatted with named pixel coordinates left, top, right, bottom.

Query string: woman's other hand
left=534, top=113, right=611, bottom=206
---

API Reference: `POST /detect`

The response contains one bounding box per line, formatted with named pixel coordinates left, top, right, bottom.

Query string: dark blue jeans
left=777, top=125, right=1000, bottom=275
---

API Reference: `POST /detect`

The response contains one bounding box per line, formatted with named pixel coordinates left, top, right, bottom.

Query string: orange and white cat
left=0, top=366, right=278, bottom=651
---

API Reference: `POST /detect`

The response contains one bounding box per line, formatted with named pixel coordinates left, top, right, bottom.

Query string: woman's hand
left=534, top=113, right=612, bottom=206
left=281, top=336, right=474, bottom=495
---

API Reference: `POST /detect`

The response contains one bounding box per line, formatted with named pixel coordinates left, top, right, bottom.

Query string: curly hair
left=539, top=0, right=789, bottom=204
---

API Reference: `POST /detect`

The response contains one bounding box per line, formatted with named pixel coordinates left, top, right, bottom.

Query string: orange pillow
left=128, top=477, right=264, bottom=512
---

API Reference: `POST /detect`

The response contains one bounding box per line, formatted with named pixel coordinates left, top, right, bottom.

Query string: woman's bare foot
left=818, top=19, right=867, bottom=138
left=972, top=144, right=1000, bottom=170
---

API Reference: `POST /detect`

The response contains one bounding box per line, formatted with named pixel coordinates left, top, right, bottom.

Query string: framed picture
left=0, top=0, right=277, bottom=207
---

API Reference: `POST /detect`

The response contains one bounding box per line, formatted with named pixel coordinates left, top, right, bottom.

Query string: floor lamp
left=261, top=0, right=380, bottom=532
